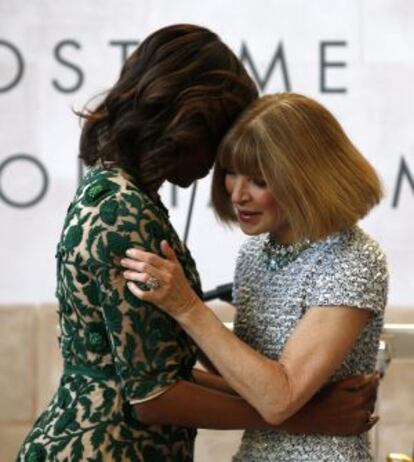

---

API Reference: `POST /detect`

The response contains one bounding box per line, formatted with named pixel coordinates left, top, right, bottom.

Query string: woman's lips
left=237, top=210, right=261, bottom=223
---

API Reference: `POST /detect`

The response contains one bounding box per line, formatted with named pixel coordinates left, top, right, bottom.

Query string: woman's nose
left=231, top=177, right=249, bottom=204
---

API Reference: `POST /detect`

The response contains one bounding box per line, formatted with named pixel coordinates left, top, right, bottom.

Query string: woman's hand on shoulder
left=121, top=240, right=202, bottom=320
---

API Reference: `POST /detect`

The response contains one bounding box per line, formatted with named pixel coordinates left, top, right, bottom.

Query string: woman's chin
left=238, top=222, right=262, bottom=236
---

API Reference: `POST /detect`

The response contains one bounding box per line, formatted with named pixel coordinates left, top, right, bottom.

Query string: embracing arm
left=177, top=302, right=370, bottom=424
left=134, top=379, right=265, bottom=429
left=122, top=240, right=373, bottom=426
left=192, top=368, right=238, bottom=395
left=134, top=372, right=378, bottom=434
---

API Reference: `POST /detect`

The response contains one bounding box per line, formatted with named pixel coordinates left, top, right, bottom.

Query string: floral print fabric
left=17, top=167, right=201, bottom=461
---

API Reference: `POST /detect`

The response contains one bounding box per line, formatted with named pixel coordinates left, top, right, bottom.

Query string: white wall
left=1, top=0, right=413, bottom=305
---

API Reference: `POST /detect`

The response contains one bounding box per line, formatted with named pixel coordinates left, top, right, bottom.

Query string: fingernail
left=126, top=249, right=133, bottom=256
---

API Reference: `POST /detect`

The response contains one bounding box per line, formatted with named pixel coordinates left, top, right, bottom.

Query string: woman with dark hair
left=19, top=29, right=377, bottom=462
left=122, top=93, right=387, bottom=461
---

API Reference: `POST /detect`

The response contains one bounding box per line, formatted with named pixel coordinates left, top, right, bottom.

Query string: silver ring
left=146, top=276, right=160, bottom=290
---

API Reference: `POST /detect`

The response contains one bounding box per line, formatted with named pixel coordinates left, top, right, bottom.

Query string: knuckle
left=132, top=261, right=142, bottom=270
left=128, top=273, right=137, bottom=282
left=127, top=250, right=137, bottom=258
left=147, top=255, right=156, bottom=265
left=165, top=274, right=173, bottom=285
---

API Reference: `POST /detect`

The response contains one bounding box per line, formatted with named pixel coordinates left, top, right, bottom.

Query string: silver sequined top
left=232, top=226, right=388, bottom=462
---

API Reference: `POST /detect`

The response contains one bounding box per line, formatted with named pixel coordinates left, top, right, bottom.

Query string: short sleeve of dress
left=304, top=231, right=388, bottom=316
left=84, top=180, right=194, bottom=402
left=232, top=238, right=257, bottom=308
left=232, top=250, right=243, bottom=306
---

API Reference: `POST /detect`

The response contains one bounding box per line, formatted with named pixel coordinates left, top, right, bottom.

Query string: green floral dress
left=17, top=167, right=202, bottom=462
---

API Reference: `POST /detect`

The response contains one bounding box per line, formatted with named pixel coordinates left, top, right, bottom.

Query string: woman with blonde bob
left=122, top=92, right=388, bottom=461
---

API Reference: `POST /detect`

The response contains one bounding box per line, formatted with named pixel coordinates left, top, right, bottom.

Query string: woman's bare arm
left=192, top=368, right=238, bottom=395
left=134, top=379, right=264, bottom=429
left=173, top=302, right=370, bottom=424
left=134, top=373, right=378, bottom=434
left=122, top=242, right=372, bottom=425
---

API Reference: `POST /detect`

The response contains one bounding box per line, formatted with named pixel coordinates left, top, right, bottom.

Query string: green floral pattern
left=17, top=167, right=202, bottom=461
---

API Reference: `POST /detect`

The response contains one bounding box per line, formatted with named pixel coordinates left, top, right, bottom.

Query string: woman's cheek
left=224, top=175, right=234, bottom=195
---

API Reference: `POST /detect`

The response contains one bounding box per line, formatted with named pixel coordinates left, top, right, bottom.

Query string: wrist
left=176, top=293, right=204, bottom=326
left=179, top=298, right=224, bottom=343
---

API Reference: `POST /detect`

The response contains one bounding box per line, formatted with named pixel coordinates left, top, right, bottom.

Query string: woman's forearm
left=134, top=379, right=273, bottom=429
left=197, top=350, right=219, bottom=374
left=134, top=377, right=379, bottom=435
left=179, top=301, right=291, bottom=424
left=192, top=368, right=238, bottom=395
left=178, top=301, right=371, bottom=426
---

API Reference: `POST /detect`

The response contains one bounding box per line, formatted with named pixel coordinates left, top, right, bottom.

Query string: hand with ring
left=121, top=240, right=202, bottom=319
left=146, top=276, right=161, bottom=291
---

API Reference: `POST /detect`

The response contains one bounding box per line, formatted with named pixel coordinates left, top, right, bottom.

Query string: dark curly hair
left=78, top=24, right=258, bottom=191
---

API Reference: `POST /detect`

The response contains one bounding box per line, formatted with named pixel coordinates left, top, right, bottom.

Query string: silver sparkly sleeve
left=232, top=238, right=251, bottom=308
left=304, top=233, right=388, bottom=315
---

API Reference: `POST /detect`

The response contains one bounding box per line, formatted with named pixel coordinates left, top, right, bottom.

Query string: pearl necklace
left=263, top=235, right=311, bottom=271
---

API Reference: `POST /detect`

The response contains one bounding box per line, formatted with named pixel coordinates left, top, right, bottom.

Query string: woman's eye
left=252, top=178, right=267, bottom=188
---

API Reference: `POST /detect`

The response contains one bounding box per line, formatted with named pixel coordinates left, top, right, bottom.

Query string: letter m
left=240, top=42, right=291, bottom=92
left=392, top=156, right=414, bottom=208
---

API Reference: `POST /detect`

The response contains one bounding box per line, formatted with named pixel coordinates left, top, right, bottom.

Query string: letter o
left=0, top=154, right=49, bottom=207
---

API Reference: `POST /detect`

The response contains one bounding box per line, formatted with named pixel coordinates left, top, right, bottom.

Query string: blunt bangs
left=217, top=127, right=262, bottom=177
left=212, top=123, right=267, bottom=224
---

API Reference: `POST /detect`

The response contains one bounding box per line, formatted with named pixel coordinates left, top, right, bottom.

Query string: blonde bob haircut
left=212, top=92, right=383, bottom=242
